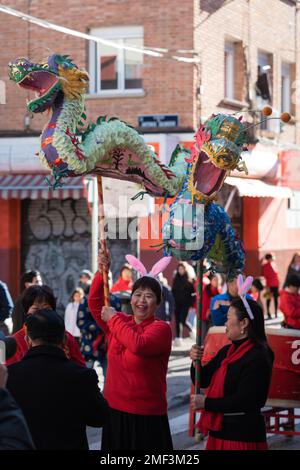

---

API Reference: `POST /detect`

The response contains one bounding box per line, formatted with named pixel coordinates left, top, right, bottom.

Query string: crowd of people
left=0, top=250, right=299, bottom=450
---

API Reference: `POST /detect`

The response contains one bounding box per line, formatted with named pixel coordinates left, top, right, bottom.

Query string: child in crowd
left=64, top=288, right=84, bottom=343
left=279, top=274, right=300, bottom=330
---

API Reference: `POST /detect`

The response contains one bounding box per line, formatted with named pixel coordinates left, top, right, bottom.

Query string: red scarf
left=197, top=339, right=254, bottom=435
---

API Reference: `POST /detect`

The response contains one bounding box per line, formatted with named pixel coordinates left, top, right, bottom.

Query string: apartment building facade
left=0, top=0, right=300, bottom=302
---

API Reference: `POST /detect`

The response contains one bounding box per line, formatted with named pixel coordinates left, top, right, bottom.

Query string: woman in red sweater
left=88, top=253, right=173, bottom=451
left=6, top=285, right=85, bottom=367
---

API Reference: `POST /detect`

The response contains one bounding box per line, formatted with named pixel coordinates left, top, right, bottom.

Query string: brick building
left=0, top=0, right=300, bottom=305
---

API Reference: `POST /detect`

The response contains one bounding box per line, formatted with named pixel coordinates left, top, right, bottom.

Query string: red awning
left=0, top=174, right=87, bottom=200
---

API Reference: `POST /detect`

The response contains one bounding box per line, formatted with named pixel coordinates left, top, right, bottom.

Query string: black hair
left=20, top=270, right=40, bottom=290
left=205, top=273, right=219, bottom=296
left=131, top=277, right=162, bottom=304
left=21, top=285, right=56, bottom=314
left=231, top=298, right=273, bottom=357
left=286, top=274, right=300, bottom=288
left=25, top=309, right=65, bottom=345
left=252, top=278, right=264, bottom=292
left=173, top=262, right=192, bottom=287
left=265, top=253, right=273, bottom=261
left=70, top=287, right=84, bottom=302
left=177, top=262, right=186, bottom=272
left=289, top=252, right=300, bottom=267
left=120, top=265, right=132, bottom=276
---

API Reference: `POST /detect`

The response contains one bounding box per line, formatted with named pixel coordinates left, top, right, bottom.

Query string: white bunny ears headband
left=125, top=255, right=172, bottom=279
left=237, top=274, right=254, bottom=320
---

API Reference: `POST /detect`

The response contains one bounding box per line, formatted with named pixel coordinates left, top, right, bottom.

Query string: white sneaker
left=173, top=337, right=183, bottom=347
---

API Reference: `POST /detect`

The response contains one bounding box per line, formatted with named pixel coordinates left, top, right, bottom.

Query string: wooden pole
left=195, top=258, right=204, bottom=394
left=194, top=258, right=204, bottom=442
left=97, top=175, right=110, bottom=307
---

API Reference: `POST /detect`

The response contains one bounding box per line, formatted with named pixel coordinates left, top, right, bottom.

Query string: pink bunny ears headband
left=125, top=255, right=172, bottom=279
left=237, top=274, right=254, bottom=320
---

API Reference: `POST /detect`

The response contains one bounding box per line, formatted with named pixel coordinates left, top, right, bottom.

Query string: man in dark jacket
left=0, top=334, right=34, bottom=450
left=7, top=309, right=108, bottom=450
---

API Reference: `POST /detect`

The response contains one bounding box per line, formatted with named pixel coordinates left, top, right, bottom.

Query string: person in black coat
left=190, top=297, right=274, bottom=450
left=156, top=274, right=175, bottom=322
left=12, top=270, right=42, bottom=334
left=0, top=365, right=35, bottom=450
left=172, top=263, right=195, bottom=340
left=7, top=309, right=108, bottom=450
left=0, top=335, right=34, bottom=450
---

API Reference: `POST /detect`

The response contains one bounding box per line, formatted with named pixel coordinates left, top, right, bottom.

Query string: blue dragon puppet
left=9, top=54, right=250, bottom=278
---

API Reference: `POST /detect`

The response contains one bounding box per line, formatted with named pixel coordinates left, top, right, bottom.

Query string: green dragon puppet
left=9, top=54, right=251, bottom=277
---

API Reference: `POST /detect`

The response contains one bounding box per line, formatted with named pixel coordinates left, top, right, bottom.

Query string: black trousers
left=101, top=407, right=173, bottom=451
left=266, top=287, right=279, bottom=316
left=174, top=303, right=191, bottom=337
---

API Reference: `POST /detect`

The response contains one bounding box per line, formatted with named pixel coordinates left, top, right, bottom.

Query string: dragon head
left=8, top=54, right=89, bottom=113
left=188, top=114, right=249, bottom=202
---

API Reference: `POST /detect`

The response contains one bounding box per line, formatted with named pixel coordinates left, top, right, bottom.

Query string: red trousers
left=206, top=436, right=268, bottom=451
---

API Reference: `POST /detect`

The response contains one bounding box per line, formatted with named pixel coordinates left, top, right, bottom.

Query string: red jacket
left=111, top=277, right=132, bottom=293
left=261, top=262, right=279, bottom=288
left=279, top=289, right=300, bottom=329
left=6, top=327, right=86, bottom=367
left=88, top=272, right=172, bottom=415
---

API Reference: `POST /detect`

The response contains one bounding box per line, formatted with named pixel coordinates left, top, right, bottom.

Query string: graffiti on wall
left=21, top=199, right=91, bottom=315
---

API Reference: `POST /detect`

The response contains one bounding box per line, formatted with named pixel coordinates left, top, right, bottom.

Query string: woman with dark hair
left=88, top=252, right=173, bottom=451
left=283, top=253, right=300, bottom=288
left=172, top=262, right=195, bottom=343
left=6, top=285, right=85, bottom=367
left=190, top=296, right=274, bottom=450
left=64, top=288, right=84, bottom=341
left=12, top=271, right=42, bottom=334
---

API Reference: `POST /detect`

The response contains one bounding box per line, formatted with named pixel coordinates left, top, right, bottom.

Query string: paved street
left=6, top=313, right=300, bottom=450
left=87, top=332, right=300, bottom=451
